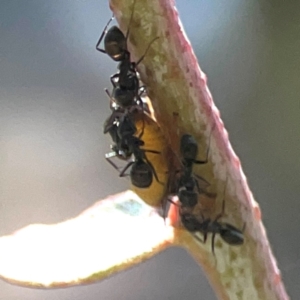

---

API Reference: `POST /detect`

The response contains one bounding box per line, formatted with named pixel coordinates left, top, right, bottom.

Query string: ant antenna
left=104, top=88, right=116, bottom=109
left=104, top=88, right=112, bottom=98
left=218, top=177, right=229, bottom=218
left=136, top=37, right=160, bottom=66
left=125, top=0, right=138, bottom=41
left=96, top=14, right=114, bottom=52
left=205, top=124, right=215, bottom=161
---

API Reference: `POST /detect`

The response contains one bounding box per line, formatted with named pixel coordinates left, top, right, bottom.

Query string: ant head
left=104, top=26, right=128, bottom=61
left=219, top=223, right=244, bottom=246
left=180, top=134, right=198, bottom=161
left=178, top=189, right=198, bottom=208
left=180, top=213, right=200, bottom=232
left=130, top=160, right=153, bottom=188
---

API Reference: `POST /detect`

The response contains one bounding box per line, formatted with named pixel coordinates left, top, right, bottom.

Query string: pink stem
left=109, top=0, right=289, bottom=299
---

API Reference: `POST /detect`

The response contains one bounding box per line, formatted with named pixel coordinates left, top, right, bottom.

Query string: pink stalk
left=110, top=0, right=289, bottom=299
left=0, top=1, right=290, bottom=299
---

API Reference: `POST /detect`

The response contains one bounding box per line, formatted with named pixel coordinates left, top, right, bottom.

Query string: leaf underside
left=0, top=191, right=174, bottom=288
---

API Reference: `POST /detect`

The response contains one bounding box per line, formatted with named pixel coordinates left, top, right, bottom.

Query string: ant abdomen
left=130, top=160, right=153, bottom=188
left=103, top=25, right=128, bottom=61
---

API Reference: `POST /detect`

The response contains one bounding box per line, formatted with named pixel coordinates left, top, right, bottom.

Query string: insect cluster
left=96, top=6, right=162, bottom=190
left=96, top=1, right=244, bottom=255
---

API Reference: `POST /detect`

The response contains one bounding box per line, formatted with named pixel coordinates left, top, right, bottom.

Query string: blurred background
left=1, top=1, right=300, bottom=299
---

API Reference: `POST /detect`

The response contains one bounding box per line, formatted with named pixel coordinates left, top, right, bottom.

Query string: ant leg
left=110, top=74, right=119, bottom=87
left=144, top=155, right=163, bottom=185
left=194, top=175, right=214, bottom=197
left=143, top=149, right=160, bottom=154
left=193, top=148, right=209, bottom=164
left=195, top=176, right=207, bottom=194
left=119, top=161, right=134, bottom=177
left=103, top=113, right=120, bottom=134
left=146, top=157, right=160, bottom=183
left=103, top=115, right=115, bottom=134
left=194, top=174, right=209, bottom=183
left=216, top=177, right=228, bottom=220
left=105, top=88, right=112, bottom=98
left=202, top=230, right=208, bottom=243
left=211, top=233, right=216, bottom=256
left=124, top=0, right=138, bottom=42
left=129, top=86, right=147, bottom=139
left=197, top=214, right=209, bottom=244
left=194, top=176, right=215, bottom=199
left=194, top=123, right=216, bottom=164
left=104, top=88, right=121, bottom=111
left=212, top=177, right=229, bottom=223
left=136, top=37, right=159, bottom=66
left=96, top=15, right=114, bottom=53
left=138, top=87, right=153, bottom=114
left=162, top=194, right=178, bottom=223
left=106, top=153, right=131, bottom=181
left=104, top=87, right=116, bottom=108
left=241, top=222, right=246, bottom=233
left=105, top=151, right=121, bottom=171
left=193, top=233, right=205, bottom=244
left=194, top=158, right=208, bottom=164
left=214, top=211, right=224, bottom=223
left=166, top=195, right=180, bottom=207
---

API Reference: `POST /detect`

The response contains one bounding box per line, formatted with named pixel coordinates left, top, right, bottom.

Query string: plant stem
left=110, top=0, right=289, bottom=299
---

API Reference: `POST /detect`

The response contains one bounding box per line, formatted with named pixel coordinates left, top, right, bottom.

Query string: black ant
left=180, top=183, right=245, bottom=255
left=104, top=112, right=135, bottom=162
left=96, top=0, right=158, bottom=110
left=177, top=134, right=211, bottom=210
left=104, top=85, right=149, bottom=122
left=103, top=87, right=147, bottom=157
left=163, top=133, right=211, bottom=220
left=104, top=112, right=161, bottom=188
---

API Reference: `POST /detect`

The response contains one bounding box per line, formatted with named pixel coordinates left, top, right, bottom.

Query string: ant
left=104, top=112, right=135, bottom=162
left=103, top=87, right=147, bottom=158
left=104, top=85, right=149, bottom=124
left=104, top=112, right=161, bottom=188
left=163, top=133, right=212, bottom=220
left=96, top=0, right=158, bottom=110
left=177, top=134, right=211, bottom=210
left=180, top=183, right=245, bottom=255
